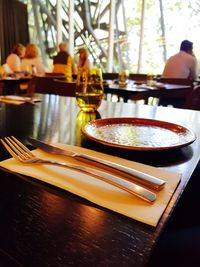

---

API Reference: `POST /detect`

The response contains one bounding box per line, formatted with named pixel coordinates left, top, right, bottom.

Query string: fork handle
left=37, top=159, right=156, bottom=203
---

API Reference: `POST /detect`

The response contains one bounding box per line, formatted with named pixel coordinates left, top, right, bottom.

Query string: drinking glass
left=118, top=69, right=129, bottom=87
left=76, top=67, right=104, bottom=112
left=146, top=72, right=156, bottom=86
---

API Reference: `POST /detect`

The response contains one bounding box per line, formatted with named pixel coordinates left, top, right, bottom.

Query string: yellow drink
left=76, top=67, right=104, bottom=112
left=118, top=69, right=129, bottom=87
left=76, top=89, right=103, bottom=112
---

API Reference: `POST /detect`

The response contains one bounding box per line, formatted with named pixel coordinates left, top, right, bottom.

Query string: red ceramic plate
left=82, top=117, right=196, bottom=151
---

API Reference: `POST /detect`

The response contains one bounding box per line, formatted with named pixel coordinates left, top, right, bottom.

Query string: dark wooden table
left=104, top=80, right=150, bottom=102
left=0, top=76, right=32, bottom=95
left=104, top=80, right=192, bottom=106
left=0, top=94, right=200, bottom=267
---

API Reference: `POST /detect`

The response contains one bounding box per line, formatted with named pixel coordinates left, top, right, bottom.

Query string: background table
left=0, top=76, right=32, bottom=95
left=104, top=81, right=192, bottom=106
left=0, top=94, right=200, bottom=266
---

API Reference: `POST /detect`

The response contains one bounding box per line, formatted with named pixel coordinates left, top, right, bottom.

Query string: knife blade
left=28, top=137, right=166, bottom=191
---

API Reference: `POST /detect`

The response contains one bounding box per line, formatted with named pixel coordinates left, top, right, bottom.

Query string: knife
left=28, top=137, right=166, bottom=191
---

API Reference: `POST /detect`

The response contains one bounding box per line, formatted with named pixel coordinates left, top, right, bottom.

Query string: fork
left=0, top=136, right=157, bottom=203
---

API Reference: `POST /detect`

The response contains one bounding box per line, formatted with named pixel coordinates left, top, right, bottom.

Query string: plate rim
left=82, top=117, right=196, bottom=151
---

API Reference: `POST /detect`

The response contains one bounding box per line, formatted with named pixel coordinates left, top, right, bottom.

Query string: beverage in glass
left=146, top=72, right=156, bottom=86
left=118, top=69, right=129, bottom=87
left=76, top=67, right=104, bottom=112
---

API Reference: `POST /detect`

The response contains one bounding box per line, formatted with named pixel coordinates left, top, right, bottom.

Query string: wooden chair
left=129, top=73, right=147, bottom=83
left=183, top=86, right=200, bottom=110
left=52, top=79, right=76, bottom=96
left=103, top=72, right=148, bottom=82
left=28, top=75, right=66, bottom=95
left=156, top=78, right=194, bottom=108
left=44, top=72, right=66, bottom=78
left=157, top=77, right=194, bottom=86
left=103, top=72, right=118, bottom=80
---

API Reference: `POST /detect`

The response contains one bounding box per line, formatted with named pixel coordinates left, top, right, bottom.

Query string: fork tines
left=1, top=136, right=32, bottom=161
left=0, top=136, right=157, bottom=203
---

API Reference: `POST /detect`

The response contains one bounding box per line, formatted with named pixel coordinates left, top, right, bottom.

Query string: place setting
left=0, top=135, right=181, bottom=227
left=0, top=73, right=193, bottom=227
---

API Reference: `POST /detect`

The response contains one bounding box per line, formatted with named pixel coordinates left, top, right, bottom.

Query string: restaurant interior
left=0, top=1, right=200, bottom=267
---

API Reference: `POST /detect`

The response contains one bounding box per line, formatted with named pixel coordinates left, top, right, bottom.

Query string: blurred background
left=0, top=0, right=200, bottom=75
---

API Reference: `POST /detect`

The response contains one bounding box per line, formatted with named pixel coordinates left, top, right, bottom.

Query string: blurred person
left=6, top=43, right=25, bottom=72
left=77, top=47, right=92, bottom=71
left=53, top=42, right=77, bottom=81
left=21, top=43, right=46, bottom=75
left=162, top=40, right=198, bottom=80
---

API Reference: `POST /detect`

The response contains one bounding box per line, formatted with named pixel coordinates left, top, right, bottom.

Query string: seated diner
left=52, top=41, right=77, bottom=81
left=162, top=39, right=198, bottom=80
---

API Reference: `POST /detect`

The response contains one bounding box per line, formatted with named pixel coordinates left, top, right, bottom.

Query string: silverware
left=28, top=137, right=166, bottom=191
left=1, top=136, right=157, bottom=203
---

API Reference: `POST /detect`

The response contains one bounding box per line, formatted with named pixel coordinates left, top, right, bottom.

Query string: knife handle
left=74, top=153, right=165, bottom=191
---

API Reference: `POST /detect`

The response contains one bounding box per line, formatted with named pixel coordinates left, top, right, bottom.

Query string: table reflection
left=75, top=110, right=101, bottom=146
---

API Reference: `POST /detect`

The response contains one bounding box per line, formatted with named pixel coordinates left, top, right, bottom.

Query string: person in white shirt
left=6, top=43, right=25, bottom=72
left=162, top=40, right=198, bottom=80
left=21, top=43, right=46, bottom=75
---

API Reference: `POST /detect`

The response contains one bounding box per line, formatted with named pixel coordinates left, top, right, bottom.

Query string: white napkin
left=0, top=95, right=40, bottom=105
left=0, top=144, right=181, bottom=227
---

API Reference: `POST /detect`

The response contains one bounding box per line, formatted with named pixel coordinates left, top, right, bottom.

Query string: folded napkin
left=0, top=144, right=181, bottom=227
left=0, top=95, right=40, bottom=105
